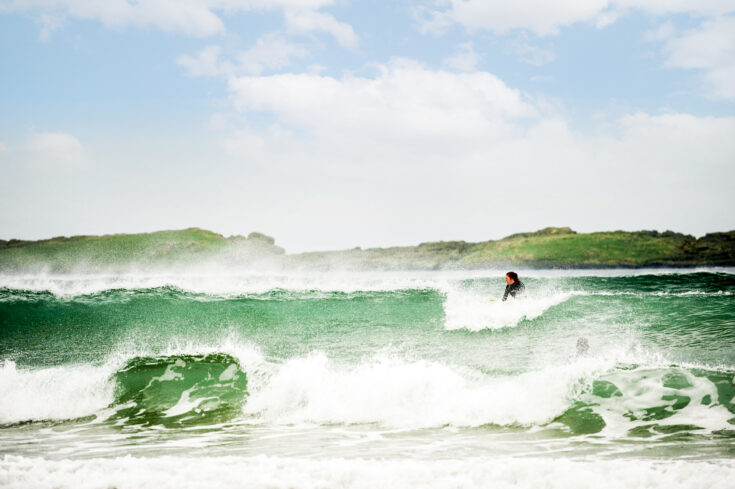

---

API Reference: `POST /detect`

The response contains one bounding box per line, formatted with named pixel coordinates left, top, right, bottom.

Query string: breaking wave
left=2, top=347, right=733, bottom=437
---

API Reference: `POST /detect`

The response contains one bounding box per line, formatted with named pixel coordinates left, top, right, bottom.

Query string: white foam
left=0, top=271, right=452, bottom=297
left=1, top=268, right=731, bottom=298
left=243, top=353, right=612, bottom=428
left=0, top=360, right=115, bottom=424
left=585, top=367, right=734, bottom=436
left=575, top=290, right=733, bottom=297
left=0, top=335, right=265, bottom=425
left=163, top=388, right=205, bottom=417
left=442, top=285, right=571, bottom=330
left=2, top=339, right=731, bottom=432
left=2, top=455, right=733, bottom=489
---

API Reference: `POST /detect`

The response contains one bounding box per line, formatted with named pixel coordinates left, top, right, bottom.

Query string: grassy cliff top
left=288, top=227, right=735, bottom=269
left=0, top=228, right=284, bottom=272
left=1, top=226, right=734, bottom=271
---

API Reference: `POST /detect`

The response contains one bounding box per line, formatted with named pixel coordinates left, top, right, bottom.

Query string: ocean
left=1, top=269, right=734, bottom=488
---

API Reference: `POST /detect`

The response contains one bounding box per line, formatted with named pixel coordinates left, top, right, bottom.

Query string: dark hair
left=506, top=271, right=519, bottom=282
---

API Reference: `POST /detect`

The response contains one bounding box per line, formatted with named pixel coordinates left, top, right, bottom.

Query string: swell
left=0, top=285, right=440, bottom=304
left=565, top=272, right=735, bottom=295
left=2, top=348, right=733, bottom=437
left=0, top=270, right=732, bottom=299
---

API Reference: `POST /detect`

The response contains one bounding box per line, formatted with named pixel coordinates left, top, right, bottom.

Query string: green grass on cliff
left=458, top=229, right=692, bottom=267
left=289, top=227, right=735, bottom=269
left=1, top=226, right=733, bottom=271
left=0, top=228, right=283, bottom=272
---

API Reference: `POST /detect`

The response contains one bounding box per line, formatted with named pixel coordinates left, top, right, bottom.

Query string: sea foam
left=442, top=285, right=571, bottom=330
left=2, top=455, right=734, bottom=489
left=2, top=340, right=732, bottom=433
left=0, top=360, right=115, bottom=424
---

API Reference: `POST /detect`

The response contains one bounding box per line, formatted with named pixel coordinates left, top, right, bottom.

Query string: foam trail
left=2, top=455, right=734, bottom=489
left=443, top=286, right=571, bottom=330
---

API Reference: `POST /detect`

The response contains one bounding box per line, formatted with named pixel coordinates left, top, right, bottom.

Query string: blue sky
left=1, top=1, right=734, bottom=251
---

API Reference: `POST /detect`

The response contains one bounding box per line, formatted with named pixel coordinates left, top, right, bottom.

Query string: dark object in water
left=577, top=337, right=590, bottom=355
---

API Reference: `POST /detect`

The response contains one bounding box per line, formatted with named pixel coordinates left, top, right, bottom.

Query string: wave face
left=1, top=269, right=734, bottom=487
left=111, top=353, right=248, bottom=427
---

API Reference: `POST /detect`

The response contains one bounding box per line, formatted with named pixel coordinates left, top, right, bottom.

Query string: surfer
left=502, top=271, right=525, bottom=301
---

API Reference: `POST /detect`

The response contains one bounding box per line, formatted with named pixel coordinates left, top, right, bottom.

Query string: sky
left=0, top=0, right=734, bottom=252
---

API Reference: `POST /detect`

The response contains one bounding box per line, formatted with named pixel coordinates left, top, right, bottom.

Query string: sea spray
left=1, top=269, right=734, bottom=479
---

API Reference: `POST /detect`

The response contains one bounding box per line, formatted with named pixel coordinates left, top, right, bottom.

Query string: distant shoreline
left=1, top=226, right=734, bottom=272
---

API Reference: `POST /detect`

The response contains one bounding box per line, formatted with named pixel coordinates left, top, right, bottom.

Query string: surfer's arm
left=501, top=285, right=510, bottom=301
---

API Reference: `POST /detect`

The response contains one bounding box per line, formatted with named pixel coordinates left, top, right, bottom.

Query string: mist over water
left=1, top=268, right=734, bottom=488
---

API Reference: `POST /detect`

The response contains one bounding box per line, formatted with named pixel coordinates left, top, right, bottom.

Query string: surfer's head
left=505, top=271, right=519, bottom=284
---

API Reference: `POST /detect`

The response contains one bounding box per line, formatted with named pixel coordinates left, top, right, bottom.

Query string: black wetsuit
left=502, top=280, right=525, bottom=301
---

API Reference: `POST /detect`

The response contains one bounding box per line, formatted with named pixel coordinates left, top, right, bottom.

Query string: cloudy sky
left=1, top=1, right=734, bottom=252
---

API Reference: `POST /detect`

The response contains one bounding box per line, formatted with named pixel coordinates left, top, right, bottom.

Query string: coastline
left=1, top=226, right=734, bottom=272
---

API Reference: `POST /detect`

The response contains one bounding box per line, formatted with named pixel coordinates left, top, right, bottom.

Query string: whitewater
left=1, top=269, right=734, bottom=488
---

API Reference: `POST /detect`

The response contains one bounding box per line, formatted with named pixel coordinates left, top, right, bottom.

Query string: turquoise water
left=1, top=269, right=734, bottom=487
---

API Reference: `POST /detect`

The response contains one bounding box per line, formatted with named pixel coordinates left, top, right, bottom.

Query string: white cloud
left=215, top=61, right=735, bottom=248
left=418, top=0, right=735, bottom=37
left=419, top=1, right=735, bottom=100
left=236, top=34, right=310, bottom=74
left=27, top=132, right=88, bottom=168
left=284, top=8, right=358, bottom=47
left=660, top=16, right=735, bottom=99
left=0, top=141, right=7, bottom=152
left=0, top=0, right=352, bottom=41
left=2, top=62, right=733, bottom=249
left=178, top=35, right=308, bottom=78
left=644, top=21, right=675, bottom=42
left=443, top=42, right=480, bottom=72
left=227, top=59, right=538, bottom=158
left=613, top=0, right=735, bottom=17
left=37, top=13, right=64, bottom=41
left=418, top=0, right=609, bottom=36
left=2, top=0, right=225, bottom=37
left=505, top=36, right=556, bottom=66
left=178, top=45, right=228, bottom=77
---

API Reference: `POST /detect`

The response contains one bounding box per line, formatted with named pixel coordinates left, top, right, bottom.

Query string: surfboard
left=488, top=295, right=498, bottom=302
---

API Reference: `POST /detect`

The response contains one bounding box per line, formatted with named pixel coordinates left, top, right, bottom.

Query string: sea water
left=1, top=269, right=734, bottom=488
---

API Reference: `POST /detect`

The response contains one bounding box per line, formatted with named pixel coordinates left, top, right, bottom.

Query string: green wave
left=0, top=285, right=440, bottom=303
left=553, top=366, right=735, bottom=437
left=110, top=353, right=248, bottom=428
